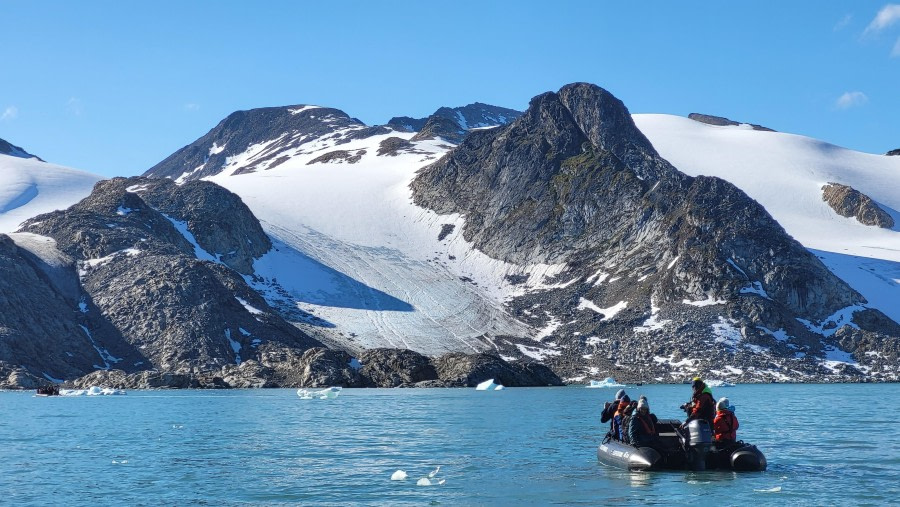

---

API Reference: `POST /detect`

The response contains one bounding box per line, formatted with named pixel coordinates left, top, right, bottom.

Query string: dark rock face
left=412, top=82, right=898, bottom=382
left=60, top=348, right=560, bottom=389
left=0, top=137, right=43, bottom=161
left=388, top=102, right=522, bottom=132
left=432, top=352, right=564, bottom=387
left=688, top=113, right=774, bottom=132
left=307, top=149, right=366, bottom=165
left=8, top=176, right=320, bottom=383
left=411, top=116, right=467, bottom=144
left=885, top=149, right=900, bottom=156
left=822, top=183, right=895, bottom=228
left=357, top=348, right=437, bottom=387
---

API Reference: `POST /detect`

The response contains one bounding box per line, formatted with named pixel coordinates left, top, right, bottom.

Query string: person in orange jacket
left=713, top=397, right=739, bottom=443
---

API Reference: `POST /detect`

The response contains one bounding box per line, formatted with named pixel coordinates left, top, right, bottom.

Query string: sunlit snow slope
left=206, top=129, right=548, bottom=355
left=0, top=154, right=101, bottom=233
left=634, top=114, right=900, bottom=323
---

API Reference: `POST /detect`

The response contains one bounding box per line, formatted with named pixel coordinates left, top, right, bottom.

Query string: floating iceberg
left=475, top=378, right=504, bottom=390
left=390, top=470, right=408, bottom=481
left=706, top=379, right=736, bottom=388
left=59, top=386, right=126, bottom=396
left=586, top=377, right=625, bottom=388
left=297, top=386, right=342, bottom=400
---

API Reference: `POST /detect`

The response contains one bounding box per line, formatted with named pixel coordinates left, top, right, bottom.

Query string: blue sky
left=1, top=1, right=899, bottom=176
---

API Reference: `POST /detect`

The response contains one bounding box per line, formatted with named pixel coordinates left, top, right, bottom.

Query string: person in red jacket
left=713, top=397, right=739, bottom=443
left=683, top=377, right=716, bottom=425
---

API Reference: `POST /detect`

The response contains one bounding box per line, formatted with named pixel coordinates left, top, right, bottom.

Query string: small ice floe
left=111, top=459, right=129, bottom=464
left=60, top=386, right=126, bottom=396
left=475, top=378, right=504, bottom=391
left=296, top=386, right=342, bottom=400
left=754, top=486, right=782, bottom=493
left=587, top=377, right=625, bottom=388
left=706, top=379, right=736, bottom=388
left=390, top=470, right=408, bottom=481
left=417, top=467, right=445, bottom=486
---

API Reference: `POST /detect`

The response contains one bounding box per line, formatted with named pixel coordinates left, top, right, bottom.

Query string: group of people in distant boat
left=600, top=377, right=739, bottom=447
left=36, top=384, right=60, bottom=396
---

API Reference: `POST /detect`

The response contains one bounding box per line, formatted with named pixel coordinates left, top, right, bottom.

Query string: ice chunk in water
left=475, top=379, right=504, bottom=390
left=391, top=470, right=408, bottom=481
left=297, top=386, right=342, bottom=400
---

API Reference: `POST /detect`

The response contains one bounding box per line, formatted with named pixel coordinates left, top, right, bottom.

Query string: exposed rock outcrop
left=886, top=149, right=900, bottom=156
left=688, top=113, right=774, bottom=132
left=822, top=182, right=894, bottom=228
left=10, top=176, right=320, bottom=383
left=388, top=102, right=522, bottom=132
left=410, top=115, right=467, bottom=144
left=0, top=137, right=43, bottom=161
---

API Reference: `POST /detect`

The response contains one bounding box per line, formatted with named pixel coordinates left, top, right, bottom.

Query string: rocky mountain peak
left=144, top=104, right=387, bottom=182
left=0, top=137, right=43, bottom=161
left=411, top=82, right=896, bottom=382
left=388, top=102, right=522, bottom=133
left=886, top=148, right=900, bottom=156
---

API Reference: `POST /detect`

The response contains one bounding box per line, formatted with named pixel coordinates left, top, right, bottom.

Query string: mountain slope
left=0, top=152, right=101, bottom=233
left=140, top=84, right=898, bottom=382
left=634, top=114, right=900, bottom=325
left=388, top=102, right=522, bottom=132
left=412, top=83, right=899, bottom=381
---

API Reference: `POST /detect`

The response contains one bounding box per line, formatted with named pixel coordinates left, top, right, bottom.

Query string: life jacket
left=713, top=409, right=739, bottom=441
left=635, top=412, right=656, bottom=436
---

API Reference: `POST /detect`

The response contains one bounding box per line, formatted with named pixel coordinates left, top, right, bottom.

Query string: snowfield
left=207, top=130, right=544, bottom=354
left=0, top=153, right=100, bottom=233
left=634, top=114, right=900, bottom=323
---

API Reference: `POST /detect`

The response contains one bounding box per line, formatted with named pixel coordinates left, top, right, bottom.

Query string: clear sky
left=1, top=1, right=899, bottom=177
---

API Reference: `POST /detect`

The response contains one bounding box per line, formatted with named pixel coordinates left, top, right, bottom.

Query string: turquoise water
left=1, top=384, right=897, bottom=506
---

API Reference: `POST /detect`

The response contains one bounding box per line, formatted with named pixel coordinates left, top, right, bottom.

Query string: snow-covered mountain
left=634, top=114, right=900, bottom=325
left=387, top=102, right=522, bottom=132
left=140, top=85, right=898, bottom=383
left=0, top=146, right=101, bottom=233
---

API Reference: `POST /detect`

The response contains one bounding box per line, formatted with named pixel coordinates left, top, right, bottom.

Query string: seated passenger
left=601, top=389, right=627, bottom=435
left=628, top=397, right=659, bottom=447
left=619, top=400, right=638, bottom=442
left=612, top=395, right=631, bottom=440
left=713, top=397, right=739, bottom=444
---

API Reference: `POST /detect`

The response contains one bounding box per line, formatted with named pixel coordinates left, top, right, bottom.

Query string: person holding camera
left=682, top=377, right=715, bottom=425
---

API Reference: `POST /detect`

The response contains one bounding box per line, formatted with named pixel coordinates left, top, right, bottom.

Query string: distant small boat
left=587, top=377, right=625, bottom=388
left=36, top=385, right=60, bottom=396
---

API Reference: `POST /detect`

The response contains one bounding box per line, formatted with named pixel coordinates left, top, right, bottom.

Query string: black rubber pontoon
left=597, top=419, right=766, bottom=472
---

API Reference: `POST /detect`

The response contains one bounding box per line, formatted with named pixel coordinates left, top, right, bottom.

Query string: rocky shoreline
left=0, top=347, right=563, bottom=390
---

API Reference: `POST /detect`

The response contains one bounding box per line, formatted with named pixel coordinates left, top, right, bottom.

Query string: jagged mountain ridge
left=387, top=102, right=522, bottom=132
left=412, top=83, right=900, bottom=382
left=146, top=102, right=522, bottom=184
left=121, top=83, right=896, bottom=383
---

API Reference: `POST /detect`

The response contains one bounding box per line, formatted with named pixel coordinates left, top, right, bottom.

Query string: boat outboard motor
left=685, top=419, right=712, bottom=471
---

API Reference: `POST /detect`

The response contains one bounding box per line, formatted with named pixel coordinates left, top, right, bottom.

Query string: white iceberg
left=706, top=379, right=736, bottom=388
left=586, top=377, right=625, bottom=388
left=59, top=386, right=126, bottom=396
left=475, top=378, right=504, bottom=390
left=297, top=386, right=342, bottom=400
left=390, top=470, right=408, bottom=481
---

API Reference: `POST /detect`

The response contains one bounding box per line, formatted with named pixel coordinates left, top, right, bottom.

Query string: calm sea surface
left=1, top=384, right=897, bottom=506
